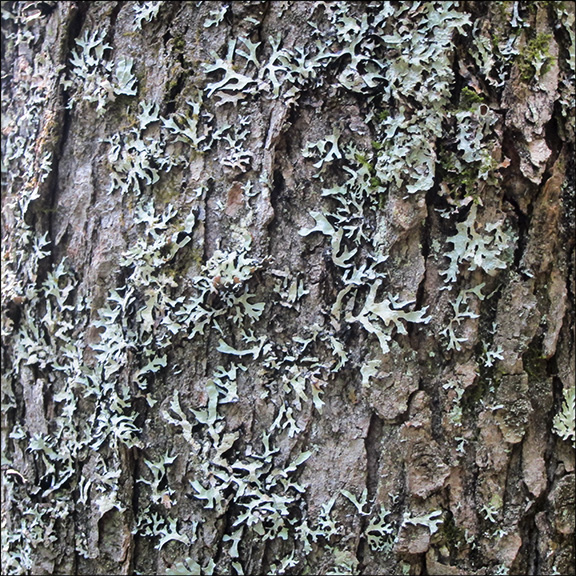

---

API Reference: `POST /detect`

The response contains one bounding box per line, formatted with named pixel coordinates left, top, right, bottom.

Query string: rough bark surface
left=1, top=2, right=574, bottom=575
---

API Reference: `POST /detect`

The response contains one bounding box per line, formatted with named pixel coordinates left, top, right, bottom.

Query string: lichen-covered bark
left=1, top=2, right=574, bottom=575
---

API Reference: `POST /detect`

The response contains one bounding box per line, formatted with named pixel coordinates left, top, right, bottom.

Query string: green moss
left=517, top=33, right=554, bottom=82
left=172, top=35, right=186, bottom=53
left=459, top=87, right=485, bottom=110
left=377, top=110, right=390, bottom=122
left=352, top=151, right=383, bottom=191
left=437, top=149, right=481, bottom=196
left=438, top=511, right=468, bottom=558
left=522, top=341, right=548, bottom=381
left=377, top=193, right=387, bottom=211
left=165, top=68, right=182, bottom=94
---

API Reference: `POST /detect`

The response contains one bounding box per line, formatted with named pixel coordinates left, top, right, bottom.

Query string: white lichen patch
left=553, top=386, right=575, bottom=447
left=63, top=30, right=138, bottom=115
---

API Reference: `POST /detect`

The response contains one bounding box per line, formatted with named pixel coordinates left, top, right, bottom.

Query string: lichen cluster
left=1, top=1, right=574, bottom=575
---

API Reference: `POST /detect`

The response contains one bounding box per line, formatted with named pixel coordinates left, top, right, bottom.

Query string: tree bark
left=1, top=2, right=574, bottom=575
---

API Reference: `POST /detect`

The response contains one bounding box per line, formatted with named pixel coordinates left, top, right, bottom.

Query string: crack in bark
left=503, top=190, right=530, bottom=271
left=28, top=2, right=85, bottom=273
left=102, top=1, right=123, bottom=46
left=364, top=411, right=383, bottom=506
left=356, top=411, right=383, bottom=569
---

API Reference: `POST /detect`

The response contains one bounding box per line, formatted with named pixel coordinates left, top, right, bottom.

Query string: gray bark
left=1, top=2, right=574, bottom=575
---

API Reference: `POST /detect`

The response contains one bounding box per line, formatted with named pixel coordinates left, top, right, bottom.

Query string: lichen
left=63, top=30, right=139, bottom=115
left=1, top=1, right=574, bottom=574
left=553, top=386, right=575, bottom=446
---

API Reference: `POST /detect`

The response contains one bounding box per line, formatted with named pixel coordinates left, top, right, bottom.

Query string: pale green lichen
left=440, top=284, right=485, bottom=351
left=365, top=506, right=397, bottom=553
left=63, top=30, right=139, bottom=114
left=402, top=509, right=444, bottom=535
left=440, top=203, right=513, bottom=284
left=348, top=281, right=431, bottom=355
left=553, top=386, right=575, bottom=446
left=2, top=1, right=573, bottom=574
left=203, top=4, right=229, bottom=29
left=133, top=1, right=163, bottom=30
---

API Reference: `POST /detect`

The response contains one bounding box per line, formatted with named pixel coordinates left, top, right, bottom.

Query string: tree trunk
left=1, top=2, right=574, bottom=575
